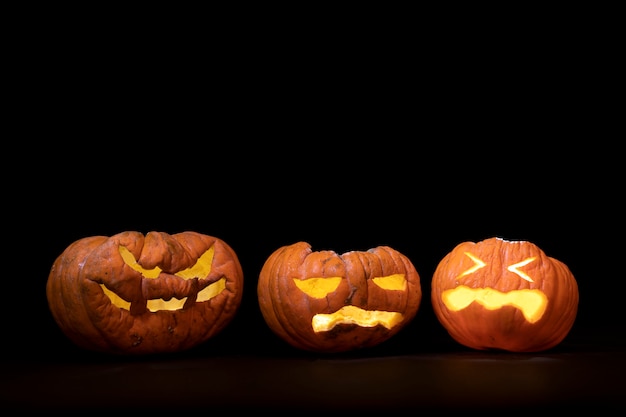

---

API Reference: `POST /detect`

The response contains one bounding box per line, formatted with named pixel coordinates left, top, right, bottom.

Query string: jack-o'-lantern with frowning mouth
left=46, top=231, right=244, bottom=355
left=257, top=242, right=422, bottom=353
left=431, top=237, right=579, bottom=352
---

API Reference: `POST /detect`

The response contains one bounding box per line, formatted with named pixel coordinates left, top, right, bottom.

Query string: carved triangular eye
left=507, top=257, right=536, bottom=282
left=173, top=246, right=215, bottom=279
left=118, top=245, right=215, bottom=280
left=106, top=245, right=224, bottom=312
left=456, top=252, right=486, bottom=279
left=119, top=246, right=162, bottom=278
left=47, top=231, right=245, bottom=355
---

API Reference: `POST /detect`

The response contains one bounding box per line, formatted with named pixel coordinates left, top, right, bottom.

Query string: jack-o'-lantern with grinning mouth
left=46, top=231, right=244, bottom=355
left=257, top=242, right=422, bottom=353
left=431, top=237, right=579, bottom=352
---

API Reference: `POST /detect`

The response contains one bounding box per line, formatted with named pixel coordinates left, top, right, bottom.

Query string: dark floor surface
left=3, top=321, right=624, bottom=413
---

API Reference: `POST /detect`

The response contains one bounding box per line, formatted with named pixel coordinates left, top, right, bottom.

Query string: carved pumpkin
left=257, top=242, right=422, bottom=353
left=431, top=237, right=578, bottom=352
left=46, top=231, right=244, bottom=355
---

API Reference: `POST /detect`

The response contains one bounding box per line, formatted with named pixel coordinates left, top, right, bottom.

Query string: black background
left=7, top=117, right=623, bottom=412
left=4, top=22, right=624, bottom=412
left=18, top=104, right=620, bottom=356
left=18, top=130, right=621, bottom=357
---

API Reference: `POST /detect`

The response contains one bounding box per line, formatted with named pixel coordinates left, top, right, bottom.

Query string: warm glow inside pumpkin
left=295, top=275, right=407, bottom=331
left=257, top=242, right=422, bottom=353
left=104, top=245, right=227, bottom=312
left=431, top=237, right=579, bottom=352
left=441, top=286, right=547, bottom=323
left=46, top=231, right=244, bottom=355
left=440, top=252, right=549, bottom=323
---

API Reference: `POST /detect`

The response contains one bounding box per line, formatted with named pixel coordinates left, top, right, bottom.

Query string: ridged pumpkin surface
left=257, top=242, right=422, bottom=353
left=431, top=237, right=578, bottom=352
left=47, top=231, right=244, bottom=355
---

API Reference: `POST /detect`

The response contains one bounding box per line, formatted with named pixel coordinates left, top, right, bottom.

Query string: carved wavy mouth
left=97, top=244, right=226, bottom=312
left=312, top=305, right=404, bottom=332
left=441, top=285, right=547, bottom=323
left=100, top=277, right=226, bottom=312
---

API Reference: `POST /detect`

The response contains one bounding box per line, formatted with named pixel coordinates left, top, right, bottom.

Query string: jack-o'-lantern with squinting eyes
left=257, top=242, right=422, bottom=353
left=46, top=231, right=244, bottom=355
left=431, top=237, right=579, bottom=352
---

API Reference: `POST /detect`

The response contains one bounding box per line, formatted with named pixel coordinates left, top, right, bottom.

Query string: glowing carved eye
left=372, top=274, right=407, bottom=290
left=293, top=274, right=407, bottom=299
left=457, top=252, right=486, bottom=278
left=119, top=246, right=162, bottom=278
left=105, top=245, right=225, bottom=312
left=457, top=252, right=537, bottom=283
left=118, top=245, right=216, bottom=280
left=431, top=237, right=579, bottom=353
left=507, top=257, right=536, bottom=282
left=293, top=277, right=342, bottom=299
left=46, top=231, right=245, bottom=355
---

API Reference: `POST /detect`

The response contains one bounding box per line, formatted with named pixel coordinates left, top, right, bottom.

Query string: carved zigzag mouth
left=99, top=244, right=226, bottom=312
left=312, top=305, right=404, bottom=332
left=100, top=277, right=226, bottom=312
left=441, top=285, right=547, bottom=323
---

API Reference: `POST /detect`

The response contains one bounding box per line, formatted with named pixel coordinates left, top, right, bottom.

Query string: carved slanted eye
left=257, top=242, right=422, bottom=353
left=46, top=231, right=244, bottom=355
left=103, top=245, right=226, bottom=312
left=373, top=274, right=407, bottom=291
left=293, top=273, right=407, bottom=299
left=119, top=245, right=217, bottom=280
left=293, top=277, right=342, bottom=299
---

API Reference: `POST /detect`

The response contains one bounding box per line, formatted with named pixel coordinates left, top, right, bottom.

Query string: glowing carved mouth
left=441, top=285, right=547, bottom=323
left=312, top=305, right=404, bottom=332
left=100, top=278, right=226, bottom=312
left=98, top=244, right=226, bottom=312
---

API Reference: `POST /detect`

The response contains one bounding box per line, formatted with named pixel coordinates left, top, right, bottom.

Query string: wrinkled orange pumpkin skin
left=257, top=242, right=422, bottom=353
left=46, top=231, right=244, bottom=355
left=431, top=237, right=579, bottom=352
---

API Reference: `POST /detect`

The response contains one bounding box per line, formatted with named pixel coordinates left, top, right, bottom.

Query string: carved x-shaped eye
left=507, top=257, right=536, bottom=282
left=457, top=252, right=536, bottom=283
